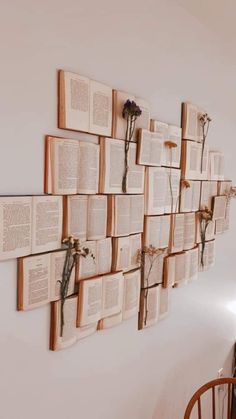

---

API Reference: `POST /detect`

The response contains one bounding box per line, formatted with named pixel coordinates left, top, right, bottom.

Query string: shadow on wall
left=152, top=345, right=234, bottom=419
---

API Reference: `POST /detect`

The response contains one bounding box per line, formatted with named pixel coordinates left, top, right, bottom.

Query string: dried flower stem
left=200, top=114, right=211, bottom=173
left=122, top=115, right=135, bottom=193
left=58, top=237, right=95, bottom=337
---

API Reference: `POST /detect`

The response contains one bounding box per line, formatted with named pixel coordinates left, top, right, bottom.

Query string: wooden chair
left=184, top=377, right=236, bottom=419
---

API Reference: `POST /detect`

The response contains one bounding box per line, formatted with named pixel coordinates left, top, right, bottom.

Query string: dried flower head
left=199, top=113, right=212, bottom=125
left=122, top=100, right=142, bottom=119
left=227, top=186, right=236, bottom=199
left=182, top=180, right=191, bottom=188
left=199, top=206, right=213, bottom=221
left=164, top=140, right=177, bottom=148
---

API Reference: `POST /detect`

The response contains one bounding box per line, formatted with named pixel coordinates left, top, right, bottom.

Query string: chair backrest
left=184, top=377, right=236, bottom=419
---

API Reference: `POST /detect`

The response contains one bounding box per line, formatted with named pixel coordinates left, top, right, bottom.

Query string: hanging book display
left=0, top=69, right=234, bottom=350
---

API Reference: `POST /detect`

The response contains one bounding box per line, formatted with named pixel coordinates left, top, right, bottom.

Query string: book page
left=200, top=240, right=215, bottom=271
left=99, top=312, right=122, bottom=329
left=185, top=248, right=198, bottom=282
left=171, top=213, right=184, bottom=253
left=209, top=151, right=224, bottom=181
left=50, top=250, right=75, bottom=301
left=87, top=195, right=107, bottom=240
left=59, top=71, right=90, bottom=132
left=50, top=137, right=79, bottom=194
left=31, top=196, right=62, bottom=254
left=212, top=196, right=227, bottom=220
left=113, top=195, right=131, bottom=237
left=102, top=272, right=124, bottom=318
left=200, top=181, right=218, bottom=209
left=198, top=145, right=209, bottom=180
left=196, top=214, right=215, bottom=243
left=182, top=102, right=198, bottom=141
left=130, top=195, right=144, bottom=234
left=52, top=296, right=78, bottom=350
left=20, top=253, right=50, bottom=310
left=165, top=125, right=182, bottom=167
left=127, top=143, right=145, bottom=193
left=140, top=285, right=160, bottom=328
left=130, top=234, right=142, bottom=270
left=159, top=287, right=170, bottom=319
left=78, top=142, right=99, bottom=194
left=112, top=90, right=135, bottom=140
left=78, top=241, right=97, bottom=279
left=123, top=269, right=141, bottom=320
left=165, top=168, right=181, bottom=213
left=180, top=181, right=193, bottom=212
left=164, top=256, right=176, bottom=288
left=174, top=253, right=187, bottom=286
left=144, top=215, right=170, bottom=248
left=143, top=251, right=165, bottom=288
left=184, top=141, right=201, bottom=179
left=183, top=212, right=196, bottom=251
left=114, top=236, right=131, bottom=272
left=145, top=167, right=167, bottom=215
left=65, top=195, right=87, bottom=242
left=78, top=277, right=103, bottom=326
left=144, top=216, right=162, bottom=248
left=97, top=238, right=112, bottom=275
left=0, top=196, right=32, bottom=260
left=218, top=181, right=232, bottom=195
left=137, top=129, right=164, bottom=166
left=89, top=80, right=112, bottom=136
left=192, top=181, right=201, bottom=211
left=134, top=97, right=150, bottom=140
left=102, top=138, right=124, bottom=193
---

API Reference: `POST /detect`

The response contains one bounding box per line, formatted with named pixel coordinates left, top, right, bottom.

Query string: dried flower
left=199, top=113, right=212, bottom=124
left=198, top=112, right=211, bottom=173
left=225, top=186, right=236, bottom=199
left=59, top=237, right=95, bottom=336
left=199, top=207, right=213, bottom=267
left=122, top=100, right=142, bottom=119
left=164, top=140, right=177, bottom=148
left=121, top=100, right=142, bottom=193
left=182, top=180, right=191, bottom=188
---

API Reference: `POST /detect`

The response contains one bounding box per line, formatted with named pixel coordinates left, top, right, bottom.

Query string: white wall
left=0, top=1, right=236, bottom=418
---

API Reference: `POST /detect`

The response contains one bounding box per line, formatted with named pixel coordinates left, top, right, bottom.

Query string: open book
left=137, top=129, right=164, bottom=166
left=181, top=102, right=204, bottom=142
left=99, top=137, right=144, bottom=194
left=98, top=269, right=141, bottom=328
left=142, top=249, right=167, bottom=288
left=208, top=151, right=224, bottom=180
left=112, top=90, right=150, bottom=141
left=112, top=233, right=141, bottom=273
left=45, top=136, right=99, bottom=195
left=0, top=195, right=62, bottom=261
left=144, top=214, right=170, bottom=249
left=77, top=271, right=124, bottom=326
left=139, top=284, right=161, bottom=329
left=58, top=70, right=112, bottom=136
left=199, top=240, right=215, bottom=271
left=179, top=180, right=201, bottom=212
left=144, top=167, right=180, bottom=215
left=212, top=196, right=227, bottom=220
left=170, top=212, right=196, bottom=253
left=217, top=180, right=232, bottom=195
left=215, top=200, right=230, bottom=235
left=50, top=295, right=97, bottom=351
left=150, top=120, right=182, bottom=167
left=164, top=247, right=199, bottom=288
left=63, top=195, right=107, bottom=241
left=196, top=212, right=215, bottom=244
left=78, top=238, right=112, bottom=280
left=17, top=249, right=75, bottom=310
left=200, top=181, right=218, bottom=210
left=107, top=194, right=144, bottom=237
left=181, top=140, right=209, bottom=180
